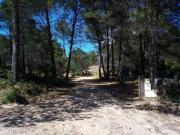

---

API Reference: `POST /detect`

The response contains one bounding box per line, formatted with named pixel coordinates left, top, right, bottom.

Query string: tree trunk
left=149, top=30, right=155, bottom=88
left=20, top=20, right=25, bottom=76
left=93, top=22, right=106, bottom=78
left=138, top=33, right=145, bottom=95
left=91, top=0, right=105, bottom=79
left=118, top=41, right=122, bottom=81
left=66, top=41, right=73, bottom=80
left=9, top=25, right=13, bottom=58
left=27, top=43, right=32, bottom=75
left=99, top=55, right=102, bottom=79
left=98, top=40, right=105, bottom=78
left=139, top=33, right=144, bottom=77
left=45, top=8, right=56, bottom=78
left=66, top=1, right=78, bottom=80
left=154, top=32, right=158, bottom=79
left=1, top=55, right=4, bottom=71
left=104, top=0, right=110, bottom=79
left=106, top=26, right=110, bottom=79
left=12, top=0, right=20, bottom=83
left=121, top=43, right=125, bottom=80
left=111, top=28, right=115, bottom=77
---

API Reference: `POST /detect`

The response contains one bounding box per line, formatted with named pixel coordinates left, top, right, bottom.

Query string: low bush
left=0, top=84, right=27, bottom=104
left=0, top=80, right=46, bottom=104
left=19, top=81, right=46, bottom=96
left=156, top=79, right=180, bottom=98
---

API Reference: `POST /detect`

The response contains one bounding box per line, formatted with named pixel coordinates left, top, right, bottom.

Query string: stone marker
left=144, top=79, right=157, bottom=98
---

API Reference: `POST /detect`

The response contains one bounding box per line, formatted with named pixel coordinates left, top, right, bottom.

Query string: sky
left=168, top=3, right=180, bottom=30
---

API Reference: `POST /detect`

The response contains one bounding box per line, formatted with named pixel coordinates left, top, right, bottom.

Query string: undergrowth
left=0, top=78, right=46, bottom=104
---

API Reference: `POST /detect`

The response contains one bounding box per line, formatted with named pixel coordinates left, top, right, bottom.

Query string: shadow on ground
left=0, top=78, right=179, bottom=127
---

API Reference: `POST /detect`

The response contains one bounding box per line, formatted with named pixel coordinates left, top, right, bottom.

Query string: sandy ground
left=0, top=76, right=179, bottom=135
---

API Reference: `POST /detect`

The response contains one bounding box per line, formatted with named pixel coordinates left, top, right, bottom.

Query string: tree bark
left=20, top=20, right=25, bottom=76
left=45, top=8, right=56, bottom=78
left=1, top=55, right=4, bottom=71
left=111, top=28, right=115, bottom=77
left=93, top=22, right=106, bottom=78
left=27, top=43, right=32, bottom=75
left=149, top=30, right=155, bottom=87
left=65, top=0, right=78, bottom=80
left=98, top=55, right=102, bottom=79
left=12, top=0, right=20, bottom=83
left=139, top=33, right=144, bottom=77
left=9, top=25, right=13, bottom=58
left=90, top=0, right=106, bottom=79
left=106, top=26, right=110, bottom=79
left=103, top=0, right=110, bottom=79
left=118, top=41, right=122, bottom=81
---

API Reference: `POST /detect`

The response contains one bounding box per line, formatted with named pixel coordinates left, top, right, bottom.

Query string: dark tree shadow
left=0, top=78, right=179, bottom=127
left=135, top=99, right=180, bottom=116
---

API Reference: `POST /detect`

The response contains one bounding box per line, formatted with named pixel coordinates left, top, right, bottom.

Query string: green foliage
left=19, top=81, right=46, bottom=97
left=157, top=79, right=180, bottom=98
left=0, top=0, right=179, bottom=86
left=56, top=18, right=70, bottom=38
left=0, top=79, right=46, bottom=104
left=54, top=42, right=67, bottom=77
left=0, top=84, right=26, bottom=104
left=164, top=58, right=180, bottom=77
left=71, top=49, right=98, bottom=74
left=7, top=71, right=13, bottom=82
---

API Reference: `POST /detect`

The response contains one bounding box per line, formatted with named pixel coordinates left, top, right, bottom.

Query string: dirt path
left=0, top=76, right=179, bottom=135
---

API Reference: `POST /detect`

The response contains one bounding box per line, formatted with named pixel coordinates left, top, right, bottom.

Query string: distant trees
left=0, top=0, right=179, bottom=85
left=81, top=0, right=180, bottom=84
left=56, top=18, right=70, bottom=56
left=81, top=0, right=106, bottom=78
left=71, top=48, right=98, bottom=75
left=0, top=0, right=62, bottom=81
left=81, top=0, right=129, bottom=79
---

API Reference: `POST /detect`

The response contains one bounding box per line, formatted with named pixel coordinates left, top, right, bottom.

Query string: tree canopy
left=0, top=0, right=179, bottom=85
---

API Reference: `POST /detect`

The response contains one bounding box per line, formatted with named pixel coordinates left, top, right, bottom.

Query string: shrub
left=157, top=79, right=180, bottom=98
left=20, top=81, right=45, bottom=96
left=7, top=71, right=14, bottom=83
left=0, top=84, right=27, bottom=104
left=0, top=80, right=46, bottom=104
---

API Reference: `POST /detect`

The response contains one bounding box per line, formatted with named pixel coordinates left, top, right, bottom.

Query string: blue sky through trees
left=0, top=0, right=96, bottom=55
left=0, top=0, right=179, bottom=55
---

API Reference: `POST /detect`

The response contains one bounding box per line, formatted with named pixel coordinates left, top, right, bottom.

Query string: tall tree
left=66, top=0, right=79, bottom=80
left=12, top=0, right=20, bottom=83
left=44, top=6, right=56, bottom=78
left=111, top=27, right=115, bottom=77
left=81, top=0, right=106, bottom=78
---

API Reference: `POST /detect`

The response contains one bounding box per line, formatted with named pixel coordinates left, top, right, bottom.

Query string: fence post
left=138, top=76, right=144, bottom=98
